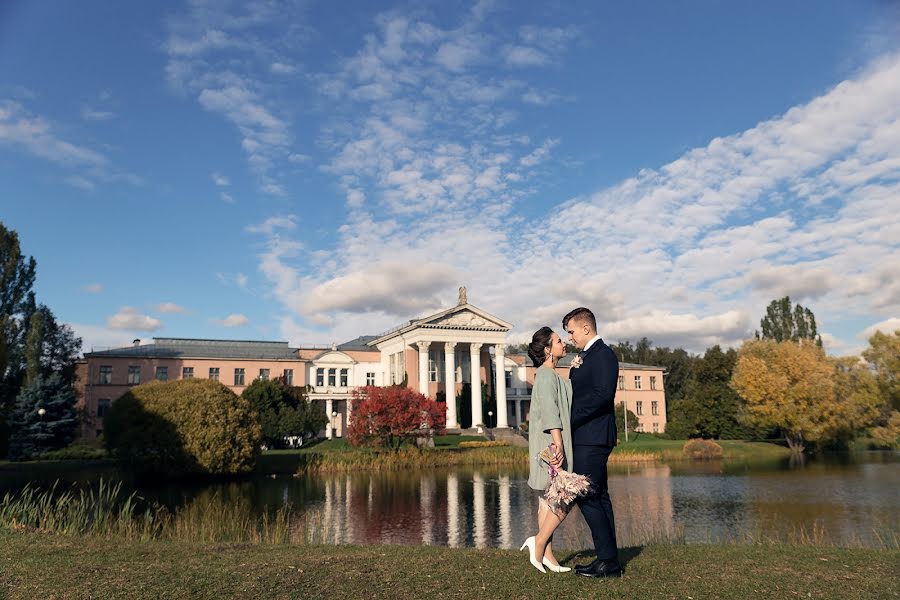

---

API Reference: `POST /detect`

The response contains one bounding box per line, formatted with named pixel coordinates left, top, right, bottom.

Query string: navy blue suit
left=570, top=338, right=619, bottom=561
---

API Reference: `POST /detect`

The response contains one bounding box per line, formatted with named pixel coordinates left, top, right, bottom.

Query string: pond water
left=3, top=452, right=898, bottom=549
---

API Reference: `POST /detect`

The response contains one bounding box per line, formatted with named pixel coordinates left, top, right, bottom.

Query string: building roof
left=84, top=337, right=301, bottom=360
left=370, top=302, right=511, bottom=346
left=337, top=336, right=379, bottom=351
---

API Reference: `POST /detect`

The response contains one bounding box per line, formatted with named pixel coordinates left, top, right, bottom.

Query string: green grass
left=611, top=434, right=791, bottom=462
left=2, top=530, right=896, bottom=599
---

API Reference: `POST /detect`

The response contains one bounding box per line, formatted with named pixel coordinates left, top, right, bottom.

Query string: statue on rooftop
left=458, top=286, right=467, bottom=305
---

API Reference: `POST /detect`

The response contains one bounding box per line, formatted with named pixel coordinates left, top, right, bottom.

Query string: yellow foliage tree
left=731, top=340, right=883, bottom=453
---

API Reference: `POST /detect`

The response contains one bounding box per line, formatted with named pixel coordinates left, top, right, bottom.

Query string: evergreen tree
left=242, top=378, right=327, bottom=447
left=7, top=373, right=77, bottom=460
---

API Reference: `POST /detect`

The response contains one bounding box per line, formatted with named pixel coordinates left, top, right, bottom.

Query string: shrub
left=458, top=441, right=509, bottom=448
left=683, top=438, right=723, bottom=459
left=346, top=386, right=446, bottom=449
left=242, top=379, right=328, bottom=448
left=36, top=441, right=107, bottom=461
left=104, top=379, right=262, bottom=476
left=868, top=411, right=900, bottom=450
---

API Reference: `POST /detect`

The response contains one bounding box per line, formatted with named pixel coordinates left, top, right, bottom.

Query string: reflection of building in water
left=609, top=465, right=675, bottom=545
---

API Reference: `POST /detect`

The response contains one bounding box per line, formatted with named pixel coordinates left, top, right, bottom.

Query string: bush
left=242, top=379, right=327, bottom=448
left=457, top=441, right=509, bottom=448
left=868, top=411, right=900, bottom=450
left=36, top=441, right=107, bottom=461
left=683, top=438, right=723, bottom=459
left=104, top=379, right=262, bottom=476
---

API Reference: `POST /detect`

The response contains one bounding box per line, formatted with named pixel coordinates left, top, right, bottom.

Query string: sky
left=1, top=0, right=898, bottom=357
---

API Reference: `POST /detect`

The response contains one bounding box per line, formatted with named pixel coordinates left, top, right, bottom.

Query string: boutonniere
left=571, top=355, right=583, bottom=369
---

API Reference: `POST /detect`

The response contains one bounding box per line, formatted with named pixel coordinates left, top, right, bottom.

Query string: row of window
left=629, top=400, right=659, bottom=416
left=630, top=422, right=661, bottom=433
left=315, top=368, right=376, bottom=387
left=617, top=375, right=659, bottom=391
left=98, top=366, right=294, bottom=386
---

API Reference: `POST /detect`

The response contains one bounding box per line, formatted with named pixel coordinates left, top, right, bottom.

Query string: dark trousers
left=573, top=444, right=618, bottom=561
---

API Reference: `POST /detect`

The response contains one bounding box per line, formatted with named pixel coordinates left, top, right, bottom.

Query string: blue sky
left=1, top=0, right=898, bottom=356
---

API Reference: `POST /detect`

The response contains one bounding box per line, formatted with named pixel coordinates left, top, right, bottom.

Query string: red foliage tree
left=346, top=386, right=446, bottom=449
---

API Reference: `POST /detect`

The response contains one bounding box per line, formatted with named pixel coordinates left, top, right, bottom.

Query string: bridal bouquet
left=538, top=444, right=594, bottom=510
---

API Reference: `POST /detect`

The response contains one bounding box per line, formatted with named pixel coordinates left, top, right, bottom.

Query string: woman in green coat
left=520, top=326, right=573, bottom=573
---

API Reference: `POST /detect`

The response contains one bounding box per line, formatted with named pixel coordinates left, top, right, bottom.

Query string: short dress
left=527, top=364, right=574, bottom=491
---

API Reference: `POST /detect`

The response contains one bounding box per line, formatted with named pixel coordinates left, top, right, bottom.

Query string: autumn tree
left=755, top=296, right=822, bottom=347
left=731, top=339, right=884, bottom=453
left=347, top=385, right=446, bottom=449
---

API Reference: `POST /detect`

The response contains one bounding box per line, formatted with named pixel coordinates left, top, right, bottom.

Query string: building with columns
left=76, top=289, right=666, bottom=439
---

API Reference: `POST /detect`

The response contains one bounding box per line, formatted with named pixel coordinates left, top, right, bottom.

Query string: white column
left=420, top=474, right=435, bottom=545
left=326, top=398, right=333, bottom=439
left=417, top=341, right=430, bottom=396
left=494, top=344, right=509, bottom=428
left=447, top=472, right=460, bottom=547
left=470, top=343, right=483, bottom=427
left=444, top=342, right=458, bottom=428
left=498, top=474, right=512, bottom=549
left=473, top=472, right=486, bottom=548
left=380, top=350, right=390, bottom=386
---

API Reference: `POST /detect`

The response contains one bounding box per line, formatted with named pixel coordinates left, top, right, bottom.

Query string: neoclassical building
left=76, top=289, right=667, bottom=439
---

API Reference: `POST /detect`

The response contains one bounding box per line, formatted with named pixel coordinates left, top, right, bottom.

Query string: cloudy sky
left=1, top=0, right=898, bottom=356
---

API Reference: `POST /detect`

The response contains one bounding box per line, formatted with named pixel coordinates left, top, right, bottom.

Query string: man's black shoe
left=576, top=559, right=623, bottom=578
left=574, top=558, right=600, bottom=575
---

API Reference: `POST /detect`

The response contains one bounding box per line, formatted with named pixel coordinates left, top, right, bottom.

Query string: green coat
left=527, top=365, right=574, bottom=490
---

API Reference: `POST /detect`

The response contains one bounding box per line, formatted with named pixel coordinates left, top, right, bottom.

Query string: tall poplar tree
left=755, top=296, right=823, bottom=347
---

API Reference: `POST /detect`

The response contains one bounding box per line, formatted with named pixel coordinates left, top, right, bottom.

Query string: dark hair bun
left=528, top=326, right=553, bottom=367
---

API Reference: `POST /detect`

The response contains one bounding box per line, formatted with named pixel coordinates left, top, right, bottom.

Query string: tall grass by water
left=294, top=445, right=529, bottom=474
left=0, top=480, right=321, bottom=544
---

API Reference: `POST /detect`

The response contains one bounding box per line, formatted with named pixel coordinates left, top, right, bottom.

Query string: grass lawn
left=2, top=530, right=896, bottom=599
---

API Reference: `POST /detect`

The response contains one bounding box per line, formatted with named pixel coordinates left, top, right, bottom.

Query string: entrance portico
left=369, top=289, right=511, bottom=430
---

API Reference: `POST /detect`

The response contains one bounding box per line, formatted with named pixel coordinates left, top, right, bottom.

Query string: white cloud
left=81, top=283, right=103, bottom=294
left=859, top=317, right=900, bottom=340
left=216, top=272, right=248, bottom=288
left=107, top=307, right=163, bottom=331
left=503, top=45, right=548, bottom=67
left=270, top=62, right=297, bottom=75
left=211, top=172, right=230, bottom=186
left=220, top=191, right=235, bottom=204
left=69, top=323, right=144, bottom=354
left=0, top=100, right=107, bottom=167
left=154, top=302, right=187, bottom=314
left=212, top=313, right=250, bottom=327
left=245, top=214, right=297, bottom=235
left=80, top=105, right=115, bottom=121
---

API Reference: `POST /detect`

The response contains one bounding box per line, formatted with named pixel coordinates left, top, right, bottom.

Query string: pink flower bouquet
left=538, top=445, right=594, bottom=510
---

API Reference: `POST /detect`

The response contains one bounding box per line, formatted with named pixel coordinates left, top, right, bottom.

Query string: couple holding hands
left=520, top=307, right=623, bottom=579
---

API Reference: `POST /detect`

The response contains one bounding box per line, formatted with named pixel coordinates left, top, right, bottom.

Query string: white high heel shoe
left=519, top=536, right=547, bottom=573
left=542, top=558, right=572, bottom=573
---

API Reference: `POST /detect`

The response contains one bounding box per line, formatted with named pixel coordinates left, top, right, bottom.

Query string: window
left=328, top=368, right=336, bottom=387
left=182, top=367, right=194, bottom=379
left=99, top=366, right=112, bottom=385
left=340, top=368, right=348, bottom=387
left=650, top=375, right=657, bottom=390
left=505, top=370, right=512, bottom=388
left=653, top=423, right=659, bottom=433
left=428, top=350, right=443, bottom=382
left=283, top=369, right=293, bottom=385
left=389, top=352, right=404, bottom=385
left=618, top=375, right=624, bottom=390
left=652, top=401, right=659, bottom=416
left=156, top=366, right=168, bottom=381
left=634, top=375, right=642, bottom=390
left=636, top=401, right=643, bottom=415
left=366, top=372, right=375, bottom=386
left=209, top=367, right=220, bottom=381
left=234, top=368, right=245, bottom=386
left=316, top=368, right=324, bottom=386
left=97, top=398, right=111, bottom=418
left=259, top=368, right=270, bottom=381
left=127, top=366, right=141, bottom=385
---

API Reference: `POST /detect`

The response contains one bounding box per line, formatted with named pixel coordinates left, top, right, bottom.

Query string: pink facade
left=77, top=355, right=306, bottom=439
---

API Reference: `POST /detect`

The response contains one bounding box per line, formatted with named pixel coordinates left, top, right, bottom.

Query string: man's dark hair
left=562, top=307, right=597, bottom=332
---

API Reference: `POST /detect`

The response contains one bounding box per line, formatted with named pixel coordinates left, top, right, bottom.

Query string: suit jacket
left=569, top=339, right=619, bottom=447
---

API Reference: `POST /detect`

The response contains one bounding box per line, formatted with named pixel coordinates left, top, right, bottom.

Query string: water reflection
left=3, top=453, right=897, bottom=549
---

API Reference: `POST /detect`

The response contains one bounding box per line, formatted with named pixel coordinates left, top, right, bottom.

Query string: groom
left=563, top=307, right=622, bottom=578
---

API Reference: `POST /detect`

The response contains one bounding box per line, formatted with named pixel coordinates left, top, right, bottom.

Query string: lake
left=3, top=452, right=897, bottom=549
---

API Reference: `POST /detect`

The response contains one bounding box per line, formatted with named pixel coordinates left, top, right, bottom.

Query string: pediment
left=313, top=351, right=357, bottom=365
left=417, top=305, right=510, bottom=331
